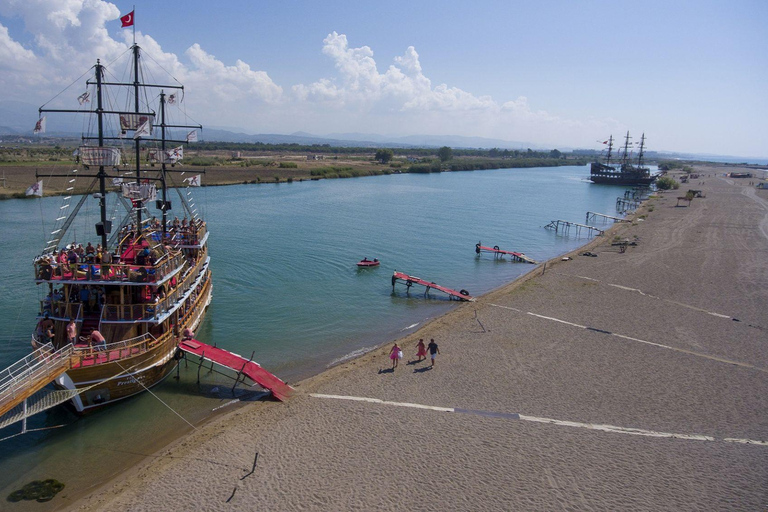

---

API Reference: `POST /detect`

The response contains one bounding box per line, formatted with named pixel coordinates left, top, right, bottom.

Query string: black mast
left=132, top=43, right=143, bottom=231
left=159, top=91, right=169, bottom=240
left=95, top=59, right=108, bottom=248
left=621, top=131, right=632, bottom=166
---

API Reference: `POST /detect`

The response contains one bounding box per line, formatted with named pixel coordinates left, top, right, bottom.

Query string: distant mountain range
left=1, top=101, right=765, bottom=164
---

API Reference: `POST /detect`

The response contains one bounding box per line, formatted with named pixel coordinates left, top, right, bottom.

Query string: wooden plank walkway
left=178, top=340, right=293, bottom=401
left=392, top=271, right=475, bottom=301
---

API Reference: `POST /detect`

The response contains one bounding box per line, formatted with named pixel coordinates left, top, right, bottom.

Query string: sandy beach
left=69, top=166, right=768, bottom=511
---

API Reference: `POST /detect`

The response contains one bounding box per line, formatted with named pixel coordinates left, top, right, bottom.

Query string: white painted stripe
left=489, top=304, right=765, bottom=373
left=526, top=312, right=586, bottom=329
left=310, top=393, right=767, bottom=446
left=309, top=393, right=454, bottom=412
left=558, top=272, right=735, bottom=320
left=517, top=415, right=714, bottom=441
left=489, top=304, right=522, bottom=312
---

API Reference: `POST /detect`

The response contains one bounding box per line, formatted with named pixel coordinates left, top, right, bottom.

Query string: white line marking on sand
left=517, top=415, right=714, bottom=441
left=556, top=272, right=735, bottom=320
left=309, top=393, right=453, bottom=412
left=489, top=304, right=522, bottom=312
left=488, top=305, right=767, bottom=373
left=310, top=393, right=767, bottom=446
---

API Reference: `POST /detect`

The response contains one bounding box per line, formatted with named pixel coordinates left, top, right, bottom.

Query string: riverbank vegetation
left=0, top=140, right=589, bottom=199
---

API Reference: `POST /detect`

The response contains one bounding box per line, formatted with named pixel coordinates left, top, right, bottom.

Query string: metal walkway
left=0, top=343, right=74, bottom=418
left=178, top=340, right=293, bottom=401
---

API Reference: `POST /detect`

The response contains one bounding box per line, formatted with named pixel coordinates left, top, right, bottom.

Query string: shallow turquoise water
left=0, top=165, right=632, bottom=505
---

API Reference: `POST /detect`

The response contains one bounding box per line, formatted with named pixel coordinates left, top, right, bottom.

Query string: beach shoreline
left=58, top=165, right=768, bottom=510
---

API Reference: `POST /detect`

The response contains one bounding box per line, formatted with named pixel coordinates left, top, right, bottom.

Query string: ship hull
left=589, top=162, right=655, bottom=186
left=54, top=274, right=213, bottom=413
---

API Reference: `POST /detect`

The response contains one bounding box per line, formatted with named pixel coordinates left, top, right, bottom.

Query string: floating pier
left=391, top=271, right=475, bottom=301
left=585, top=211, right=629, bottom=224
left=177, top=340, right=293, bottom=401
left=544, top=220, right=604, bottom=237
left=475, top=243, right=537, bottom=264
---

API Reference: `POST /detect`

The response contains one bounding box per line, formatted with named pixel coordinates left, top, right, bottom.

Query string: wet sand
left=70, top=167, right=768, bottom=511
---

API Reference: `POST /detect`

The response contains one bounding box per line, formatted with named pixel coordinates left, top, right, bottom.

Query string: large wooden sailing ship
left=590, top=132, right=655, bottom=186
left=2, top=41, right=212, bottom=419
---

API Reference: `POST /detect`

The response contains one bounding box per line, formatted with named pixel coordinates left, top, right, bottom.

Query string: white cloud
left=0, top=2, right=618, bottom=149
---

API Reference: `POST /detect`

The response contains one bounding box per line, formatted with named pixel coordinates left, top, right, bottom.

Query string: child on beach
left=415, top=339, right=427, bottom=362
left=389, top=343, right=402, bottom=369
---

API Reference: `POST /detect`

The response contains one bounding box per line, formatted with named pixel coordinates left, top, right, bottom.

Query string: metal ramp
left=0, top=344, right=75, bottom=419
left=178, top=340, right=294, bottom=401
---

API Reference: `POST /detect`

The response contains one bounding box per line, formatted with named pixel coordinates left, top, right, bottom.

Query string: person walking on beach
left=415, top=339, right=427, bottom=362
left=427, top=338, right=440, bottom=368
left=389, top=343, right=403, bottom=369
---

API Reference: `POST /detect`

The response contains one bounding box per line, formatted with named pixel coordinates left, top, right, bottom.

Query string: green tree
left=549, top=149, right=562, bottom=159
left=374, top=149, right=394, bottom=164
left=438, top=146, right=453, bottom=162
left=655, top=176, right=679, bottom=190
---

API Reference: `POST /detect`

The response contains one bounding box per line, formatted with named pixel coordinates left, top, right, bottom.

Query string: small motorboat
left=357, top=258, right=380, bottom=267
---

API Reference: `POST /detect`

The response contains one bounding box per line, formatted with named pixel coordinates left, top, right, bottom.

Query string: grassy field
left=0, top=146, right=585, bottom=199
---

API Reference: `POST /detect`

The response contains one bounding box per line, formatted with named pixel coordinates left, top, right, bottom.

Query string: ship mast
left=159, top=92, right=169, bottom=240
left=621, top=131, right=632, bottom=165
left=132, top=43, right=143, bottom=230
left=95, top=59, right=109, bottom=248
left=637, top=133, right=646, bottom=167
left=605, top=135, right=614, bottom=165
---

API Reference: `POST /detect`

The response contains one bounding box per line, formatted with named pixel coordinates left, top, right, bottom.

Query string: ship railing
left=0, top=343, right=75, bottom=405
left=170, top=222, right=207, bottom=247
left=38, top=301, right=82, bottom=322
left=34, top=252, right=185, bottom=285
left=101, top=256, right=207, bottom=323
left=71, top=332, right=159, bottom=365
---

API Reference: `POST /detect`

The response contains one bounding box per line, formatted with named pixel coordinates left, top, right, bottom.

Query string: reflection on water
left=0, top=166, right=631, bottom=508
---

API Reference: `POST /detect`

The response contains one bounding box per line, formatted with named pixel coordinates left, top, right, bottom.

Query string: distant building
left=307, top=154, right=325, bottom=160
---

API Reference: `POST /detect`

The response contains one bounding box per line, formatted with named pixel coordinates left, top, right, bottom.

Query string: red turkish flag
left=121, top=10, right=134, bottom=27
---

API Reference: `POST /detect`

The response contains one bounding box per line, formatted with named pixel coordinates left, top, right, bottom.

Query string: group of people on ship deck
left=42, top=284, right=107, bottom=318
left=37, top=237, right=174, bottom=282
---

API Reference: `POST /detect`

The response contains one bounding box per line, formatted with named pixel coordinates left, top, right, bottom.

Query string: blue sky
left=1, top=0, right=766, bottom=157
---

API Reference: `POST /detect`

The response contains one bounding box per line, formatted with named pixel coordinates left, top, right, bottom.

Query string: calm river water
left=0, top=165, right=633, bottom=507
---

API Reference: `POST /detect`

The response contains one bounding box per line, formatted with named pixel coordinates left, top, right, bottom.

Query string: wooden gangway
left=391, top=271, right=475, bottom=301
left=544, top=220, right=604, bottom=237
left=0, top=343, right=74, bottom=418
left=177, top=340, right=293, bottom=401
left=475, top=243, right=537, bottom=264
left=585, top=211, right=629, bottom=224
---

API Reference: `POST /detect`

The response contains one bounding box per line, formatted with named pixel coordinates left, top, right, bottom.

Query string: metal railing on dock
left=616, top=197, right=642, bottom=212
left=585, top=211, right=630, bottom=224
left=544, top=220, right=604, bottom=237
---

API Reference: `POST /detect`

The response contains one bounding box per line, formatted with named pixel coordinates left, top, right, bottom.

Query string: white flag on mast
left=77, top=91, right=90, bottom=104
left=186, top=130, right=198, bottom=142
left=185, top=174, right=201, bottom=187
left=26, top=180, right=43, bottom=197
left=134, top=119, right=151, bottom=139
